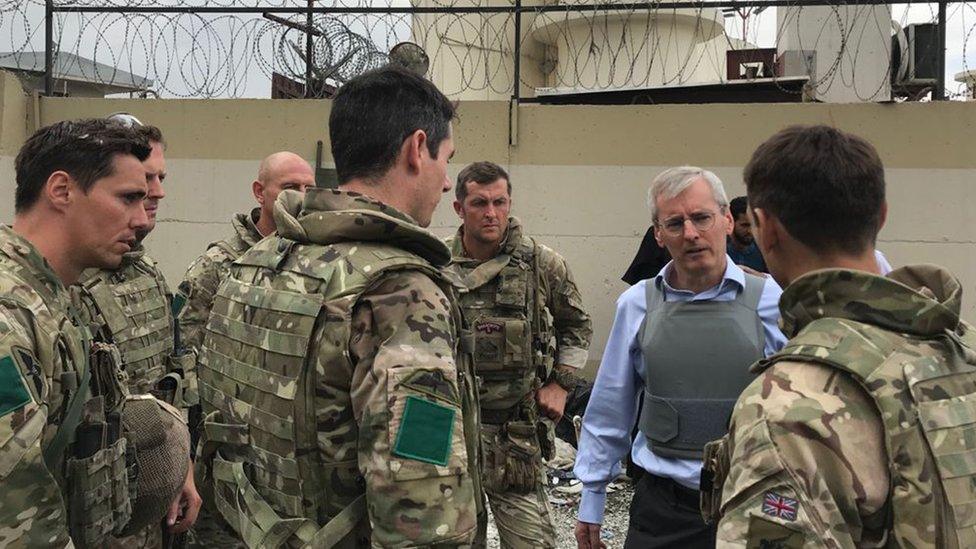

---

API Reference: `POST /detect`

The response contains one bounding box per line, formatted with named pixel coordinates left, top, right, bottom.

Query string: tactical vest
left=763, top=317, right=976, bottom=547
left=456, top=237, right=553, bottom=414
left=5, top=288, right=133, bottom=548
left=75, top=255, right=175, bottom=394
left=198, top=236, right=481, bottom=548
left=638, top=274, right=765, bottom=459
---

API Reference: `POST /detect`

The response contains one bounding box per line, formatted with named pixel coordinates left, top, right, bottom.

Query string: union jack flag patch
left=762, top=492, right=798, bottom=521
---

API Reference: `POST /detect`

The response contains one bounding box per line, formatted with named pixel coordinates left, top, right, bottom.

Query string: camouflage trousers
left=480, top=424, right=556, bottom=549
left=107, top=523, right=162, bottom=549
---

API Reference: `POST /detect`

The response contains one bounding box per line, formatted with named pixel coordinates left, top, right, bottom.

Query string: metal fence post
left=305, top=0, right=314, bottom=97
left=45, top=0, right=53, bottom=96
left=936, top=0, right=947, bottom=100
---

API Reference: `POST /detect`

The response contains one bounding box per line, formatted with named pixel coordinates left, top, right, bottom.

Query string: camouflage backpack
left=197, top=233, right=482, bottom=548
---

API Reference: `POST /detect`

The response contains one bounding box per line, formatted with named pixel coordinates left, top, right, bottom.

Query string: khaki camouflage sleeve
left=348, top=270, right=478, bottom=548
left=0, top=305, right=72, bottom=547
left=176, top=253, right=223, bottom=354
left=717, top=361, right=889, bottom=548
left=539, top=246, right=591, bottom=369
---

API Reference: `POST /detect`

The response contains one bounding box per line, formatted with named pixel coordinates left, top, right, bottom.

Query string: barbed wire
left=0, top=0, right=972, bottom=99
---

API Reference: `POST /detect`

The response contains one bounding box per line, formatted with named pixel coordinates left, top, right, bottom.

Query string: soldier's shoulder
left=366, top=268, right=453, bottom=312
left=736, top=359, right=877, bottom=430
left=0, top=263, right=47, bottom=314
left=186, top=245, right=235, bottom=276
left=524, top=237, right=568, bottom=270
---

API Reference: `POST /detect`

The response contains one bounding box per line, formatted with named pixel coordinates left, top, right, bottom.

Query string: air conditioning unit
left=892, top=23, right=939, bottom=86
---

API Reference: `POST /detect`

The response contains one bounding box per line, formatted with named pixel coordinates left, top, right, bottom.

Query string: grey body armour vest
left=638, top=273, right=765, bottom=459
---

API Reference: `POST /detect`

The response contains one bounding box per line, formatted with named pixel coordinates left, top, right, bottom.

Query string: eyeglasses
left=106, top=112, right=144, bottom=128
left=657, top=210, right=721, bottom=236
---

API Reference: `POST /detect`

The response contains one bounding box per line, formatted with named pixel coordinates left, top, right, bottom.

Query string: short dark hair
left=137, top=125, right=165, bottom=148
left=729, top=196, right=749, bottom=219
left=744, top=125, right=885, bottom=255
left=329, top=65, right=456, bottom=184
left=15, top=119, right=152, bottom=213
left=455, top=161, right=511, bottom=202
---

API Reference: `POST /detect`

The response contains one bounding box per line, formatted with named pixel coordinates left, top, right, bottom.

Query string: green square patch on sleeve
left=392, top=395, right=455, bottom=466
left=0, top=356, right=32, bottom=418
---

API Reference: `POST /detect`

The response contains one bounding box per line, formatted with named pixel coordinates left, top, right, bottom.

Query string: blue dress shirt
left=574, top=257, right=787, bottom=524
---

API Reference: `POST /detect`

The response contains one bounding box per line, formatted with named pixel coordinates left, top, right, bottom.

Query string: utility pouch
left=166, top=351, right=198, bottom=407
left=151, top=372, right=184, bottom=408
left=90, top=341, right=129, bottom=414
left=700, top=435, right=731, bottom=525
left=66, top=434, right=131, bottom=547
left=536, top=419, right=556, bottom=462
left=501, top=420, right=542, bottom=495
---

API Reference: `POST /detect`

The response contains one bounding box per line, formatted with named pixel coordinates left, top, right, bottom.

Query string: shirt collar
left=653, top=255, right=745, bottom=298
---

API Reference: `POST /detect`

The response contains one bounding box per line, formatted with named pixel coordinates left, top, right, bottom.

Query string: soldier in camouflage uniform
left=445, top=161, right=591, bottom=548
left=70, top=116, right=201, bottom=547
left=194, top=65, right=483, bottom=548
left=176, top=151, right=315, bottom=356
left=0, top=119, right=192, bottom=547
left=703, top=125, right=976, bottom=547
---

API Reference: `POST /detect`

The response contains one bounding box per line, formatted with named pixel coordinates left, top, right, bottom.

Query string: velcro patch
left=746, top=515, right=805, bottom=549
left=0, top=355, right=32, bottom=417
left=762, top=492, right=798, bottom=521
left=476, top=321, right=503, bottom=335
left=393, top=395, right=455, bottom=466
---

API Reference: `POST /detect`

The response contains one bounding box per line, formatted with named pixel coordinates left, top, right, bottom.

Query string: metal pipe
left=262, top=12, right=325, bottom=37
left=45, top=0, right=53, bottom=96
left=513, top=0, right=522, bottom=103
left=305, top=0, right=314, bottom=98
left=936, top=0, right=947, bottom=100
left=54, top=0, right=933, bottom=15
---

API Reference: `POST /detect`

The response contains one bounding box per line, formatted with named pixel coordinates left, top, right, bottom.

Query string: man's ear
left=453, top=199, right=463, bottom=218
left=751, top=207, right=778, bottom=254
left=878, top=200, right=888, bottom=232
left=45, top=171, right=74, bottom=213
left=723, top=207, right=734, bottom=236
left=401, top=130, right=427, bottom=175
left=653, top=223, right=664, bottom=248
left=252, top=179, right=265, bottom=205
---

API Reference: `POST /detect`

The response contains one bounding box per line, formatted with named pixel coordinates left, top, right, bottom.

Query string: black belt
left=645, top=471, right=701, bottom=509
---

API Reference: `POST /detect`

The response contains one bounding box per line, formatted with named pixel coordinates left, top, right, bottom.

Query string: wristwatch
left=547, top=367, right=581, bottom=391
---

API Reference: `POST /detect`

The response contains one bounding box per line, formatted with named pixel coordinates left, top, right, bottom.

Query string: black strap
left=43, top=363, right=92, bottom=471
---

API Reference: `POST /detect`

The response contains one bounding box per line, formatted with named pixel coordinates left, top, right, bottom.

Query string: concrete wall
left=2, top=78, right=974, bottom=375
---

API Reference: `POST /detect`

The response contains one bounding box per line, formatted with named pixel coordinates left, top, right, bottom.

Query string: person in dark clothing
left=622, top=226, right=671, bottom=285
left=726, top=196, right=767, bottom=272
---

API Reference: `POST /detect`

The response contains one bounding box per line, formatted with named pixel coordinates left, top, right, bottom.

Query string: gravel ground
left=485, top=479, right=634, bottom=548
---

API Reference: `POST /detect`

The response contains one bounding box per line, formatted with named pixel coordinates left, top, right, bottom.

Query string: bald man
left=176, top=152, right=315, bottom=356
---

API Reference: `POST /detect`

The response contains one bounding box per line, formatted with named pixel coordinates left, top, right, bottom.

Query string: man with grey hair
left=574, top=166, right=787, bottom=548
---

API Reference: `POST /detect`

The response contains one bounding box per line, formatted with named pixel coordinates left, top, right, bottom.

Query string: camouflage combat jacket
left=74, top=247, right=182, bottom=396
left=445, top=217, right=591, bottom=413
left=710, top=265, right=976, bottom=548
left=0, top=226, right=132, bottom=548
left=197, top=189, right=482, bottom=548
left=177, top=208, right=263, bottom=355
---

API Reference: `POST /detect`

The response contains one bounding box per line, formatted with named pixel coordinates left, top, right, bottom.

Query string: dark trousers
left=623, top=472, right=716, bottom=549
